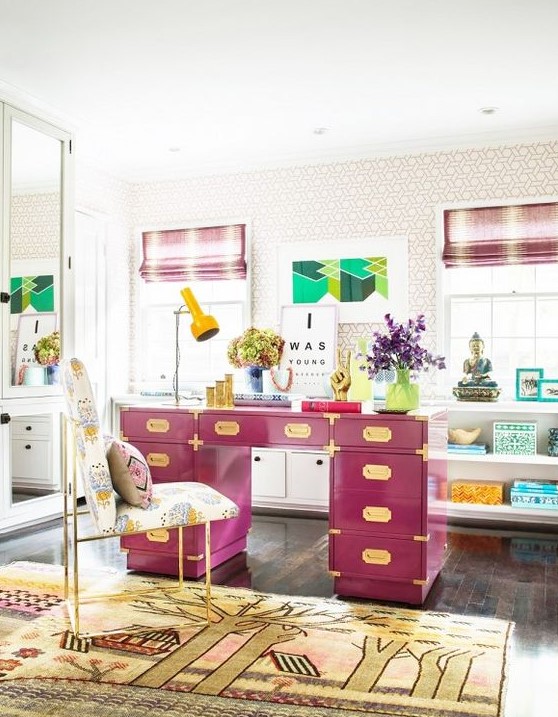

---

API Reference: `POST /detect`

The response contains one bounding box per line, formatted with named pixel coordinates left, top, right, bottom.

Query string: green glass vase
left=385, top=368, right=420, bottom=412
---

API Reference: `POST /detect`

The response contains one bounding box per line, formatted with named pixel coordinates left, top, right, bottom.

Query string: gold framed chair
left=61, top=357, right=239, bottom=639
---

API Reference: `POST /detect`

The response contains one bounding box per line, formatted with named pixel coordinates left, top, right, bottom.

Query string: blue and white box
left=493, top=421, right=537, bottom=456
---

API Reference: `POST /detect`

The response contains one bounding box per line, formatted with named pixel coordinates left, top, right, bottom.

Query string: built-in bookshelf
left=443, top=401, right=558, bottom=527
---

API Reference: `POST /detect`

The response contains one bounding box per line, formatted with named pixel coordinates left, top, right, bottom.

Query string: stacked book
left=447, top=442, right=488, bottom=455
left=511, top=480, right=558, bottom=510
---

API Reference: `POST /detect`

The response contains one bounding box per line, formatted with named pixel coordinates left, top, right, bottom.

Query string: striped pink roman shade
left=442, top=202, right=558, bottom=267
left=139, top=224, right=247, bottom=282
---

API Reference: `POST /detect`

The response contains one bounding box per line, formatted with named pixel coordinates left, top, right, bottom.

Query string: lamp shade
left=180, top=287, right=220, bottom=341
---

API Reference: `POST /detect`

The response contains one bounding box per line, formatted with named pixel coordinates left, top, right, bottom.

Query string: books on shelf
left=510, top=488, right=558, bottom=509
left=513, top=480, right=558, bottom=494
left=448, top=442, right=488, bottom=454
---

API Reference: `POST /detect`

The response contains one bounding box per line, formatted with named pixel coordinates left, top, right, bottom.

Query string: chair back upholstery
left=61, top=358, right=116, bottom=533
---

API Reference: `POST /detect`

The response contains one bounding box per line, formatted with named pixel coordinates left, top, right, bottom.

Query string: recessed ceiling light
left=313, top=127, right=329, bottom=135
left=479, top=107, right=499, bottom=115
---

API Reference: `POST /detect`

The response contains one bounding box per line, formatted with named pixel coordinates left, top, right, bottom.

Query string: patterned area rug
left=0, top=561, right=513, bottom=717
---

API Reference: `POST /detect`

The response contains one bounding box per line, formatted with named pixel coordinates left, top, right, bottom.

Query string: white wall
left=77, top=139, right=558, bottom=395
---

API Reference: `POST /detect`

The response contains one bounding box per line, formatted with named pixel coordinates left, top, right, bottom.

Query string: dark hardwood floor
left=1, top=511, right=556, bottom=717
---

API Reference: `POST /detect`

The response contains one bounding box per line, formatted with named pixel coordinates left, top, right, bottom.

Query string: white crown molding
left=109, top=124, right=558, bottom=185
left=0, top=79, right=79, bottom=134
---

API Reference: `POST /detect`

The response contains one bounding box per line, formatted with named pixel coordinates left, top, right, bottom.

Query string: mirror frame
left=1, top=104, right=74, bottom=398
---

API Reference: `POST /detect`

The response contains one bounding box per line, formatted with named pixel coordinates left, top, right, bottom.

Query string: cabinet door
left=252, top=448, right=286, bottom=498
left=287, top=450, right=329, bottom=506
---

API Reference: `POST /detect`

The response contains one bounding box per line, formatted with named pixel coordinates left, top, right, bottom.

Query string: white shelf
left=439, top=399, right=558, bottom=528
left=437, top=399, right=558, bottom=414
left=448, top=452, right=558, bottom=466
left=447, top=501, right=558, bottom=526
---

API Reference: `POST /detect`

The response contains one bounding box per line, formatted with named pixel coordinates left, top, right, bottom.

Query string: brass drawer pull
left=146, top=529, right=170, bottom=543
left=362, top=464, right=392, bottom=481
left=146, top=418, right=170, bottom=433
left=146, top=452, right=170, bottom=468
left=362, top=549, right=391, bottom=565
left=362, top=426, right=392, bottom=443
left=284, top=423, right=312, bottom=439
left=214, top=420, right=240, bottom=436
left=362, top=506, right=392, bottom=523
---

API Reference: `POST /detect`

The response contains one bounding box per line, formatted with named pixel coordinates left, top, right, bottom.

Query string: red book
left=301, top=400, right=362, bottom=413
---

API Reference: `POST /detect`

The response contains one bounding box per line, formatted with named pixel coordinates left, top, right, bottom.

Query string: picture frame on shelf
left=515, top=367, right=544, bottom=401
left=538, top=378, right=558, bottom=402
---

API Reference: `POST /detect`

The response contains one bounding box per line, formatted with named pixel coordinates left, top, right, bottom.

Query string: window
left=137, top=222, right=250, bottom=393
left=441, top=201, right=558, bottom=395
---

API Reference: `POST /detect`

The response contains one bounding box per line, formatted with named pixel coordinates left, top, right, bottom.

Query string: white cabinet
left=446, top=401, right=558, bottom=527
left=252, top=448, right=330, bottom=512
left=11, top=415, right=56, bottom=493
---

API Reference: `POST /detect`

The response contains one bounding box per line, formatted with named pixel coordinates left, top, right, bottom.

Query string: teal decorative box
left=493, top=421, right=537, bottom=456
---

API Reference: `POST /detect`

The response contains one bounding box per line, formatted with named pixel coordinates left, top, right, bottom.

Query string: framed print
left=14, top=312, right=58, bottom=383
left=279, top=303, right=338, bottom=396
left=515, top=367, right=544, bottom=401
left=277, top=237, right=409, bottom=323
left=10, top=258, right=59, bottom=331
left=538, top=378, right=558, bottom=402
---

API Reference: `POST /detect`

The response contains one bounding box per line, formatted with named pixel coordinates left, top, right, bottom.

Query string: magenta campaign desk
left=118, top=404, right=447, bottom=605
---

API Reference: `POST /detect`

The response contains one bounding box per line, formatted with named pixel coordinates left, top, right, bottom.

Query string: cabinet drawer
left=12, top=439, right=51, bottom=479
left=11, top=416, right=51, bottom=439
left=329, top=532, right=425, bottom=580
left=199, top=413, right=329, bottom=447
left=334, top=415, right=425, bottom=450
left=120, top=409, right=195, bottom=442
left=334, top=452, right=423, bottom=497
left=127, top=440, right=194, bottom=482
left=332, top=492, right=423, bottom=535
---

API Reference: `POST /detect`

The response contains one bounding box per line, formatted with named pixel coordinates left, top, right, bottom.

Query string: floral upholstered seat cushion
left=105, top=437, right=153, bottom=509
left=112, top=482, right=240, bottom=534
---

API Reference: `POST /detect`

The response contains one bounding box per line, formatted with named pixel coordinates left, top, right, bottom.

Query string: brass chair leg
left=205, top=521, right=211, bottom=624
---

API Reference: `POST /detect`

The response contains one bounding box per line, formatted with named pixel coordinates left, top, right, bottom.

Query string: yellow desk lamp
left=174, top=287, right=219, bottom=404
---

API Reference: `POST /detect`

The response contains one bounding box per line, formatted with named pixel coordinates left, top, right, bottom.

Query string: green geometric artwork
left=291, top=257, right=388, bottom=304
left=10, top=275, right=55, bottom=314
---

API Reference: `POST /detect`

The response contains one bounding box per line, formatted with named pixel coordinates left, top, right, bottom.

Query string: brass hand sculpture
left=330, top=348, right=352, bottom=400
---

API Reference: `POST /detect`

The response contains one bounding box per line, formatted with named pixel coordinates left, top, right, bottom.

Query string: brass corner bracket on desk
left=416, top=443, right=428, bottom=461
left=323, top=412, right=340, bottom=425
left=323, top=439, right=340, bottom=458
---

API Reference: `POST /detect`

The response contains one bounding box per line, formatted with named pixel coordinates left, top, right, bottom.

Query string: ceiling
left=1, top=0, right=558, bottom=183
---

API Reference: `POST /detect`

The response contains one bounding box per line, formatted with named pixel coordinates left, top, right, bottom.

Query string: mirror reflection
left=9, top=119, right=63, bottom=506
left=9, top=119, right=62, bottom=389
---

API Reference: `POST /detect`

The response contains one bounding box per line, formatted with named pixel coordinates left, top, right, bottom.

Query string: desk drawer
left=127, top=440, right=194, bottom=482
left=329, top=532, right=424, bottom=581
left=334, top=452, right=423, bottom=497
left=333, top=415, right=424, bottom=450
left=120, top=409, right=195, bottom=442
left=199, top=413, right=329, bottom=447
left=332, top=492, right=423, bottom=536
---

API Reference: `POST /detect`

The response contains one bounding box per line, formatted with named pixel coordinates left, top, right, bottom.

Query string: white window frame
left=134, top=219, right=252, bottom=393
left=436, top=197, right=558, bottom=400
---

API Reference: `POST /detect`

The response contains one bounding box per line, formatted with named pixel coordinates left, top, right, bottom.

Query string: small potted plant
left=34, top=330, right=61, bottom=384
left=227, top=327, right=285, bottom=392
left=363, top=314, right=445, bottom=411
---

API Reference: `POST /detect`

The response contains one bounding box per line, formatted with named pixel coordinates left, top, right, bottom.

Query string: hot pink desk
left=118, top=404, right=447, bottom=604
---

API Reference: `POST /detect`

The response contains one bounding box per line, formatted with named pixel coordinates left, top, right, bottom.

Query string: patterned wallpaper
left=79, top=139, right=558, bottom=393
left=11, top=192, right=60, bottom=259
